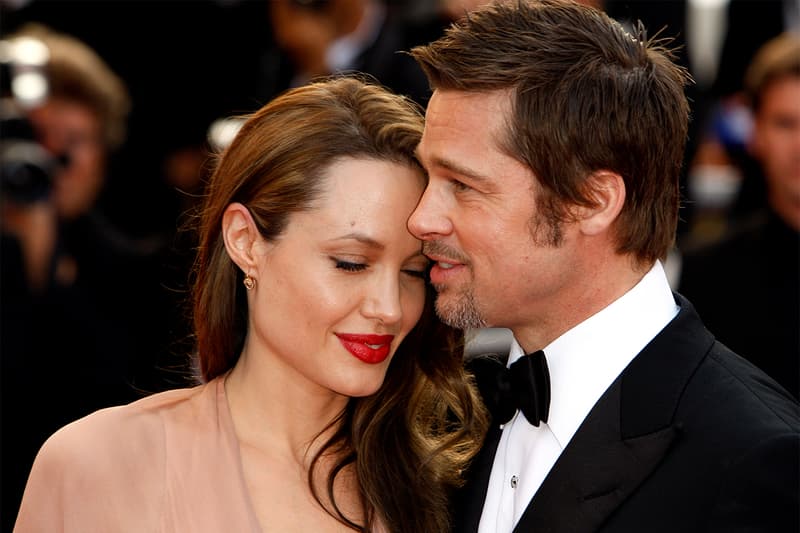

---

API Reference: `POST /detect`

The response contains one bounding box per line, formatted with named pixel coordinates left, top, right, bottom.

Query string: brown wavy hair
left=192, top=75, right=488, bottom=532
left=411, top=0, right=692, bottom=265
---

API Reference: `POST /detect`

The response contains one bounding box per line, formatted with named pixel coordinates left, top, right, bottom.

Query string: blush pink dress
left=14, top=377, right=264, bottom=532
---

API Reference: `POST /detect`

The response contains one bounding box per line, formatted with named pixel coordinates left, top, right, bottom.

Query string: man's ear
left=577, top=170, right=625, bottom=236
left=222, top=202, right=264, bottom=273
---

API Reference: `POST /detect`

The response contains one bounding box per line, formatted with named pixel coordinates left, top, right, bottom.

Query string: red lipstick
left=335, top=333, right=395, bottom=364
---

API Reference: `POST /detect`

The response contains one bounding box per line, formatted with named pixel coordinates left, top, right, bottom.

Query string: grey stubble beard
left=423, top=240, right=489, bottom=330
left=431, top=281, right=489, bottom=331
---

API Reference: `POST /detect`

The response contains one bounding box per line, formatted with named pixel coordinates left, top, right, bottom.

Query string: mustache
left=421, top=240, right=470, bottom=265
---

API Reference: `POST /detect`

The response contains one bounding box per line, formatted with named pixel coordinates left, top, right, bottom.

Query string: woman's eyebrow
left=327, top=233, right=384, bottom=250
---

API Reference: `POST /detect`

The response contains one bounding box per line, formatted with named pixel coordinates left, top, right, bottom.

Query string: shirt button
left=510, top=475, right=518, bottom=489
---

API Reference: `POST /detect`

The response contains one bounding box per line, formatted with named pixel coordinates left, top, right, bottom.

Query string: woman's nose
left=361, top=276, right=403, bottom=326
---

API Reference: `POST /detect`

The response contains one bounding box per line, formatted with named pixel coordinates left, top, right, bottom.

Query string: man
left=679, top=33, right=800, bottom=400
left=407, top=1, right=800, bottom=531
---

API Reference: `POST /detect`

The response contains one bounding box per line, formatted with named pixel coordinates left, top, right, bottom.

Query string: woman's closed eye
left=333, top=258, right=367, bottom=272
left=333, top=257, right=428, bottom=279
left=402, top=268, right=427, bottom=280
left=402, top=258, right=430, bottom=280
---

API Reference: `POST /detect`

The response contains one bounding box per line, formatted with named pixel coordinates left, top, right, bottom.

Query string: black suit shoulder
left=693, top=339, right=799, bottom=428
left=514, top=295, right=800, bottom=533
left=601, top=298, right=799, bottom=532
left=455, top=294, right=799, bottom=533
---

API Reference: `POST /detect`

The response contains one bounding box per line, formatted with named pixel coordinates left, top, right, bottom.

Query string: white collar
left=507, top=260, right=679, bottom=448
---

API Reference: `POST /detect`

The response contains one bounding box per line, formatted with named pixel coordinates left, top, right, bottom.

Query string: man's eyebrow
left=327, top=233, right=385, bottom=250
left=419, top=152, right=491, bottom=185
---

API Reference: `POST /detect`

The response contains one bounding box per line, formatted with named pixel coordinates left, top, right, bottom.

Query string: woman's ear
left=577, top=170, right=625, bottom=236
left=222, top=202, right=263, bottom=273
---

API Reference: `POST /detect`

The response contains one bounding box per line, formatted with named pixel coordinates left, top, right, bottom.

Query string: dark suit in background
left=712, top=0, right=797, bottom=100
left=679, top=208, right=799, bottom=400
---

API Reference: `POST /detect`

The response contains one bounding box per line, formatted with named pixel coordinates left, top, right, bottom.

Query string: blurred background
left=1, top=0, right=797, bottom=530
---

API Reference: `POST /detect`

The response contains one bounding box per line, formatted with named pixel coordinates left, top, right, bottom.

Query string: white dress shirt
left=477, top=260, right=680, bottom=533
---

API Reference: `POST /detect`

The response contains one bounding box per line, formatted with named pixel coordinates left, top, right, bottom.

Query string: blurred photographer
left=1, top=23, right=170, bottom=529
left=1, top=23, right=130, bottom=290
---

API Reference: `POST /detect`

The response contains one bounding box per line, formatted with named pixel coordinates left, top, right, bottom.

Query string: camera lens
left=0, top=114, right=57, bottom=204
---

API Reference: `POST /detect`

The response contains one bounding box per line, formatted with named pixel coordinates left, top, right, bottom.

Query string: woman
left=13, top=76, right=489, bottom=532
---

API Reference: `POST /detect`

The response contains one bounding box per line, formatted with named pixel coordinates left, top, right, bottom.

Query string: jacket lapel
left=514, top=293, right=714, bottom=532
left=513, top=382, right=679, bottom=532
left=453, top=424, right=503, bottom=532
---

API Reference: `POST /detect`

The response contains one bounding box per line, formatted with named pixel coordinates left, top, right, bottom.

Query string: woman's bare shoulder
left=32, top=384, right=211, bottom=480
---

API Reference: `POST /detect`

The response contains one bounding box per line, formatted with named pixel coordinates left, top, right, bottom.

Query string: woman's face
left=245, top=157, right=428, bottom=398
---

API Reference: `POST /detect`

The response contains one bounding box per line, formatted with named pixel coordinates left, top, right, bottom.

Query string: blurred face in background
left=749, top=76, right=800, bottom=230
left=28, top=97, right=106, bottom=220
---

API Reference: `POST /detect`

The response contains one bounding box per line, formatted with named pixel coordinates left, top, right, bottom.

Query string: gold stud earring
left=243, top=275, right=256, bottom=290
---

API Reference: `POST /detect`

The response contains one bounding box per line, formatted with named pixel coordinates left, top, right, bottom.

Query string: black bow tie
left=467, top=350, right=551, bottom=427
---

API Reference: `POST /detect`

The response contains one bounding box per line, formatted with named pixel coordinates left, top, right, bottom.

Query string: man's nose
left=408, top=184, right=453, bottom=240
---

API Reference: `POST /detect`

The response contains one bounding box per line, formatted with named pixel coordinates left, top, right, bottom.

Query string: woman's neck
left=224, top=348, right=349, bottom=468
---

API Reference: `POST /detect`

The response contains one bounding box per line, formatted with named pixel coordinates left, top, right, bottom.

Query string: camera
left=0, top=35, right=61, bottom=205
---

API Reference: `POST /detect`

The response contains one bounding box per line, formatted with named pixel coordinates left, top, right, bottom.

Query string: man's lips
left=335, top=333, right=395, bottom=364
left=426, top=255, right=466, bottom=285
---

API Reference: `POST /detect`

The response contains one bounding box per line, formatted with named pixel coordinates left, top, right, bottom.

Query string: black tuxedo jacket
left=455, top=293, right=800, bottom=532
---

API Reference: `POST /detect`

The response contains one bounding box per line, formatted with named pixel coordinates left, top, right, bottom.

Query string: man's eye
left=451, top=179, right=472, bottom=192
left=334, top=259, right=367, bottom=272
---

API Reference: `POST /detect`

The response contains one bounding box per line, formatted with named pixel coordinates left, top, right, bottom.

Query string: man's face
left=408, top=89, right=578, bottom=335
left=750, top=76, right=800, bottom=230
